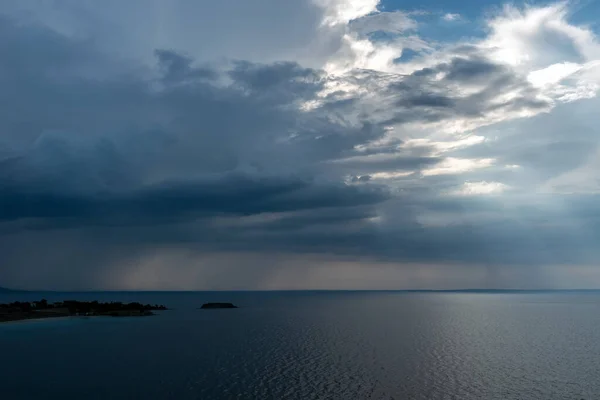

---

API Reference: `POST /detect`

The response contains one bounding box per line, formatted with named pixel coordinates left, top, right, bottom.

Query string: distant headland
left=0, top=299, right=168, bottom=323
left=200, top=302, right=238, bottom=309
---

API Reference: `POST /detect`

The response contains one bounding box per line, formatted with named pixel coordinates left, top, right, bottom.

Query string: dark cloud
left=362, top=53, right=552, bottom=128
left=442, top=57, right=504, bottom=83
left=352, top=175, right=372, bottom=183
left=229, top=61, right=322, bottom=99
left=155, top=49, right=217, bottom=83
left=329, top=153, right=438, bottom=174
left=0, top=174, right=389, bottom=225
left=0, top=7, right=599, bottom=290
left=397, top=94, right=455, bottom=108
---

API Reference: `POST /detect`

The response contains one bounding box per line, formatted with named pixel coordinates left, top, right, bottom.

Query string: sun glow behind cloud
left=450, top=181, right=510, bottom=196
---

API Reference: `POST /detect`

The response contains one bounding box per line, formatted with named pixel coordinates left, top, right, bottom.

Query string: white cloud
left=324, top=33, right=404, bottom=74
left=313, top=0, right=379, bottom=26
left=528, top=62, right=584, bottom=87
left=442, top=13, right=461, bottom=22
left=449, top=181, right=509, bottom=196
left=527, top=60, right=600, bottom=102
left=484, top=3, right=600, bottom=69
left=350, top=11, right=418, bottom=34
left=422, top=158, right=496, bottom=176
left=403, top=136, right=486, bottom=155
left=369, top=170, right=414, bottom=180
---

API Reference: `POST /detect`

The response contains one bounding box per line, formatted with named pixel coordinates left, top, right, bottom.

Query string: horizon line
left=4, top=287, right=600, bottom=293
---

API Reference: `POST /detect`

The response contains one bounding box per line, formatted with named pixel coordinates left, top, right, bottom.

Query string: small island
left=199, top=302, right=238, bottom=309
left=0, top=299, right=168, bottom=323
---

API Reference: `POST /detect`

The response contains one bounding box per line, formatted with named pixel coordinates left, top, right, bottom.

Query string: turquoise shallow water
left=1, top=291, right=600, bottom=399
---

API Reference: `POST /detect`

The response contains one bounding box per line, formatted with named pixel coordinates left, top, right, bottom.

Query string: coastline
left=0, top=316, right=73, bottom=325
left=0, top=313, right=162, bottom=325
left=1, top=300, right=167, bottom=324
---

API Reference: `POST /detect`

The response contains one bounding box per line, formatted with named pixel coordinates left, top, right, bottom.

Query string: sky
left=1, top=0, right=600, bottom=290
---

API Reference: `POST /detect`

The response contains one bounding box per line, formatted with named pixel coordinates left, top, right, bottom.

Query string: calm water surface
left=1, top=291, right=599, bottom=399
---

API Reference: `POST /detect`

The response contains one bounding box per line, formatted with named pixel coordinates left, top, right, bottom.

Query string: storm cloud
left=1, top=1, right=600, bottom=289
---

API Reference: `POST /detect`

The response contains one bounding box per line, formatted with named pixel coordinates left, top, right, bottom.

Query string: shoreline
left=1, top=300, right=167, bottom=324
left=0, top=313, right=163, bottom=325
left=0, top=316, right=73, bottom=325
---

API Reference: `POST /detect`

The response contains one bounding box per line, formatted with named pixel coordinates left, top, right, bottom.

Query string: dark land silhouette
left=0, top=299, right=168, bottom=323
left=200, top=302, right=238, bottom=309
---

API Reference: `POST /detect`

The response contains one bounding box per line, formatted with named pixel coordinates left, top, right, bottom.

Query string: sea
left=1, top=291, right=599, bottom=400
